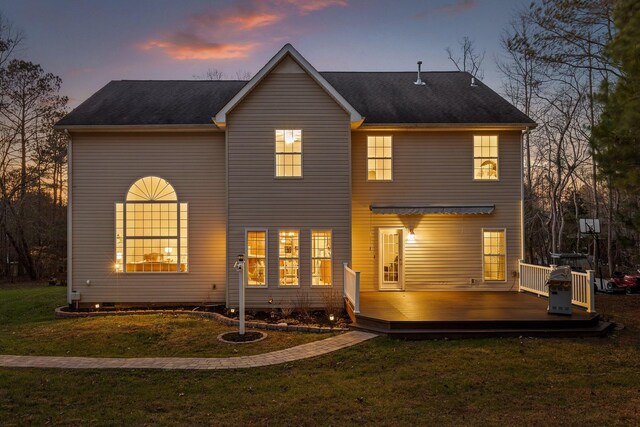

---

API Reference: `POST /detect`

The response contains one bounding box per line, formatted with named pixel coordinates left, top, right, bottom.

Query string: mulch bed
left=218, top=331, right=267, bottom=344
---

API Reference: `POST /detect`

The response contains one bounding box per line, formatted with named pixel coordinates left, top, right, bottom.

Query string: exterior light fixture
left=408, top=230, right=416, bottom=242
left=329, top=314, right=335, bottom=322
left=94, top=303, right=100, bottom=309
left=284, top=130, right=295, bottom=144
left=229, top=308, right=236, bottom=314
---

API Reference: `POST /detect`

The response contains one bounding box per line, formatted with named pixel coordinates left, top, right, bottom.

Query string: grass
left=0, top=284, right=335, bottom=358
left=1, top=284, right=640, bottom=425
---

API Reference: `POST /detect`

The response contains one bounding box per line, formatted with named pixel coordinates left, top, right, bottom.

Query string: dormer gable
left=213, top=44, right=364, bottom=129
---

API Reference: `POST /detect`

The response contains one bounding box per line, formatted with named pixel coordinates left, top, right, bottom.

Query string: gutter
left=66, top=130, right=73, bottom=305
left=356, top=123, right=538, bottom=131
left=54, top=124, right=223, bottom=132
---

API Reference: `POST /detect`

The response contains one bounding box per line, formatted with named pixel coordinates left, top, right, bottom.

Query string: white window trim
left=481, top=228, right=507, bottom=283
left=245, top=228, right=268, bottom=288
left=366, top=135, right=394, bottom=182
left=274, top=129, right=303, bottom=179
left=278, top=228, right=301, bottom=288
left=310, top=229, right=333, bottom=287
left=472, top=135, right=500, bottom=182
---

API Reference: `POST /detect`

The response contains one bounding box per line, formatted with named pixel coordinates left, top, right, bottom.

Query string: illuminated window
left=311, top=230, right=332, bottom=286
left=275, top=130, right=302, bottom=177
left=474, top=135, right=499, bottom=180
left=247, top=230, right=267, bottom=286
left=279, top=230, right=299, bottom=286
left=483, top=229, right=506, bottom=281
left=115, top=176, right=188, bottom=273
left=367, top=136, right=392, bottom=180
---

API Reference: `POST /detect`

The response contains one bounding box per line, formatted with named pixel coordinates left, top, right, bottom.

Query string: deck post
left=518, top=260, right=524, bottom=292
left=354, top=271, right=360, bottom=314
left=586, top=270, right=596, bottom=313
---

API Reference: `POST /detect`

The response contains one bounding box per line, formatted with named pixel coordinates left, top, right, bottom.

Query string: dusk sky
left=3, top=0, right=528, bottom=108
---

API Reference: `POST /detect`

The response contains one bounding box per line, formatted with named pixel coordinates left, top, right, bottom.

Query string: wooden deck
left=348, top=291, right=611, bottom=339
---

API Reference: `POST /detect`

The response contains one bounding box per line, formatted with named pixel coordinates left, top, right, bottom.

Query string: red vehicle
left=606, top=270, right=640, bottom=294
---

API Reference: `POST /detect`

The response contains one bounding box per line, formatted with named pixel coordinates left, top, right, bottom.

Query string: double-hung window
left=311, top=230, right=332, bottom=286
left=367, top=136, right=392, bottom=180
left=279, top=230, right=299, bottom=286
left=473, top=135, right=499, bottom=180
left=483, top=229, right=506, bottom=281
left=275, top=130, right=302, bottom=177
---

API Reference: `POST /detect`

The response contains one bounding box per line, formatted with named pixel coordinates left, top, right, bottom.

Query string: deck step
left=350, top=321, right=614, bottom=339
left=353, top=315, right=600, bottom=332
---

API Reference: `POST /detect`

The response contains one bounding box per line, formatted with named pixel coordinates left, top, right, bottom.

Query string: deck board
left=357, top=291, right=594, bottom=322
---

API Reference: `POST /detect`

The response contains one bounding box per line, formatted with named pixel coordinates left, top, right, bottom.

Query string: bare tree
left=446, top=36, right=485, bottom=79
left=235, top=70, right=252, bottom=80
left=194, top=68, right=225, bottom=80
left=0, top=11, right=24, bottom=69
left=0, top=59, right=68, bottom=279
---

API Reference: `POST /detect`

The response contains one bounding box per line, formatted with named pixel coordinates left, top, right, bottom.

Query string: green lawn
left=0, top=285, right=334, bottom=358
left=1, top=284, right=640, bottom=426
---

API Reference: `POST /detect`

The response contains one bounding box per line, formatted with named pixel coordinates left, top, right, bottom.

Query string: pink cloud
left=415, top=0, right=476, bottom=18
left=278, top=0, right=348, bottom=13
left=139, top=0, right=348, bottom=61
left=142, top=33, right=259, bottom=60
left=221, top=12, right=283, bottom=30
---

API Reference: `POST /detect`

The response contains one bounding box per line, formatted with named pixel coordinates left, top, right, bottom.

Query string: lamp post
left=234, top=254, right=245, bottom=335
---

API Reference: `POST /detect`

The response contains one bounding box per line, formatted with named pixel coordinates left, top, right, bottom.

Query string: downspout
left=520, top=128, right=527, bottom=265
left=65, top=130, right=73, bottom=305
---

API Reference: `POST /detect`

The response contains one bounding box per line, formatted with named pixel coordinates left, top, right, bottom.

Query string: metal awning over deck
left=369, top=204, right=495, bottom=215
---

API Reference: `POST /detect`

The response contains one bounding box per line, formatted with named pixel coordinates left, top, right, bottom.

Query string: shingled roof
left=56, top=72, right=534, bottom=127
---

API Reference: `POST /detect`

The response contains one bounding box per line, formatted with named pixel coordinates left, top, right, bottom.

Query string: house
left=57, top=43, right=540, bottom=322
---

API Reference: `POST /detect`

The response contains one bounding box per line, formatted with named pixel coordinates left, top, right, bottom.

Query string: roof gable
left=213, top=44, right=364, bottom=129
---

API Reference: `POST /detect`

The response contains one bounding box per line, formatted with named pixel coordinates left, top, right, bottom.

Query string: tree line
left=0, top=12, right=68, bottom=280
left=494, top=0, right=638, bottom=276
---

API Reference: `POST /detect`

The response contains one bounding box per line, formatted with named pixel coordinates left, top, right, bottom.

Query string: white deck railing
left=519, top=261, right=595, bottom=313
left=343, top=263, right=360, bottom=314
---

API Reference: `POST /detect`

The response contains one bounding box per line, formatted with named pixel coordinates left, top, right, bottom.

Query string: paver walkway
left=0, top=331, right=377, bottom=370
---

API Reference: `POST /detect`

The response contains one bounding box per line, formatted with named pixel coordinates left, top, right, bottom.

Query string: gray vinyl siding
left=226, top=57, right=351, bottom=309
left=70, top=131, right=226, bottom=305
left=352, top=130, right=522, bottom=291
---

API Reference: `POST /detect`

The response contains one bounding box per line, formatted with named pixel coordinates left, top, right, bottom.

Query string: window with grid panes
left=115, top=176, right=188, bottom=273
left=367, top=136, right=392, bottom=180
left=275, top=130, right=302, bottom=177
left=483, top=229, right=506, bottom=281
left=473, top=135, right=499, bottom=180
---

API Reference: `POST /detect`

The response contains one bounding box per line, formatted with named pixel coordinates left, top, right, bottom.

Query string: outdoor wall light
left=408, top=230, right=416, bottom=242
left=329, top=314, right=335, bottom=322
left=284, top=130, right=295, bottom=144
left=94, top=303, right=100, bottom=309
left=229, top=308, right=236, bottom=314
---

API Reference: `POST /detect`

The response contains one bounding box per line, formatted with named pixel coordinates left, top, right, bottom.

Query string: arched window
left=115, top=176, right=188, bottom=273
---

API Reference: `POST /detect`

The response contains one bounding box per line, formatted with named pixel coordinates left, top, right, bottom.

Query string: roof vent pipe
left=414, top=61, right=426, bottom=86
left=470, top=76, right=478, bottom=87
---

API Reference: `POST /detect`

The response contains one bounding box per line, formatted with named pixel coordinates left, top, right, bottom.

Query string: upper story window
left=367, top=136, right=392, bottom=181
left=275, top=129, right=302, bottom=177
left=115, top=176, right=188, bottom=273
left=473, top=135, right=499, bottom=180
